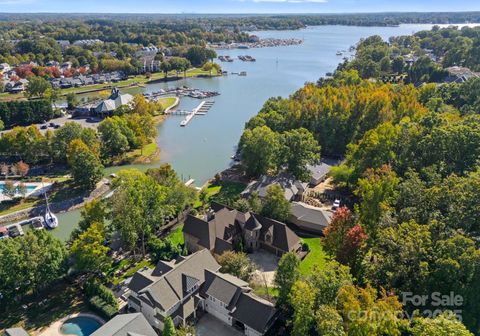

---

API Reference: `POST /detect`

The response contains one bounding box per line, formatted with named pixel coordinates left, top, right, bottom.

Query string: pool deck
left=37, top=312, right=105, bottom=336
left=0, top=181, right=53, bottom=202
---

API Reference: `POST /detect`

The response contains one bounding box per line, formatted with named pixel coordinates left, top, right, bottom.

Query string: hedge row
left=0, top=100, right=54, bottom=128
left=88, top=295, right=118, bottom=319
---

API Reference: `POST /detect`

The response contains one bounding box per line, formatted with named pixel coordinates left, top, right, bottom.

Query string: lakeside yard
left=195, top=180, right=246, bottom=208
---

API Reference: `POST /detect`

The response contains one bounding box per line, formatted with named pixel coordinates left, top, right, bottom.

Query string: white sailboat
left=43, top=190, right=58, bottom=229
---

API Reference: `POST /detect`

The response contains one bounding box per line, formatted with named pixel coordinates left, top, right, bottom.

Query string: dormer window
left=265, top=232, right=272, bottom=244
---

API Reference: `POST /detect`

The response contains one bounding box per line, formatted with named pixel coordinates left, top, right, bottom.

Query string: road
left=0, top=114, right=102, bottom=136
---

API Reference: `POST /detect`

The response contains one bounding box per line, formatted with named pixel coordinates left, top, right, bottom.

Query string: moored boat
left=43, top=191, right=58, bottom=229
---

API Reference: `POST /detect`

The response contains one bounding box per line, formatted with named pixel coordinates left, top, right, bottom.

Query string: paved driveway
left=196, top=314, right=244, bottom=336
left=249, top=250, right=279, bottom=287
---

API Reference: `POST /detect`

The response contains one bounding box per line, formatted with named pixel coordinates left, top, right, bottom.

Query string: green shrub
left=0, top=100, right=54, bottom=128
left=146, top=237, right=182, bottom=263
left=88, top=295, right=118, bottom=319
left=84, top=279, right=118, bottom=308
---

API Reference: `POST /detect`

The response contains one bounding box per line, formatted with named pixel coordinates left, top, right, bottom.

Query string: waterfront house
left=289, top=202, right=334, bottom=234
left=184, top=202, right=302, bottom=256
left=241, top=173, right=307, bottom=202
left=127, top=249, right=278, bottom=335
left=91, top=313, right=156, bottom=336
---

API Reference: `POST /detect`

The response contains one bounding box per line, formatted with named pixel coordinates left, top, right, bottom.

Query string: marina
left=145, top=86, right=220, bottom=100
left=211, top=37, right=304, bottom=50
left=180, top=100, right=214, bottom=127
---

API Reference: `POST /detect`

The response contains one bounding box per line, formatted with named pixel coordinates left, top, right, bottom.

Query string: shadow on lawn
left=0, top=281, right=86, bottom=332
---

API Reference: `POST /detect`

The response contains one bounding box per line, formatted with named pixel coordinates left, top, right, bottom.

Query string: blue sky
left=0, top=0, right=479, bottom=14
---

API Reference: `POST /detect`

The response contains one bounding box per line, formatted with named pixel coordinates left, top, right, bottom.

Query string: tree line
left=0, top=95, right=162, bottom=190
left=339, top=26, right=480, bottom=83
left=238, top=59, right=480, bottom=334
left=0, top=100, right=54, bottom=129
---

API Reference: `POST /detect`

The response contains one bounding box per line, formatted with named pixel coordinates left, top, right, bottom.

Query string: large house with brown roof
left=126, top=249, right=278, bottom=336
left=184, top=202, right=302, bottom=257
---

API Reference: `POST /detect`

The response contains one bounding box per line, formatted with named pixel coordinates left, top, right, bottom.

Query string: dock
left=180, top=101, right=214, bottom=127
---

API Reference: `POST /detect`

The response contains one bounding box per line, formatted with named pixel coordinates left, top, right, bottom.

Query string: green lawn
left=299, top=236, right=328, bottom=275
left=158, top=96, right=178, bottom=110
left=109, top=258, right=155, bottom=286
left=167, top=224, right=184, bottom=246
left=121, top=141, right=159, bottom=164
left=195, top=180, right=246, bottom=208
left=252, top=285, right=279, bottom=300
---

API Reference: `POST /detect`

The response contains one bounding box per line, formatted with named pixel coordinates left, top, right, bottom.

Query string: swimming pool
left=60, top=316, right=102, bottom=336
left=0, top=183, right=37, bottom=194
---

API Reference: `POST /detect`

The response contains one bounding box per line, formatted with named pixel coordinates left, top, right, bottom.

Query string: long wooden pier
left=180, top=101, right=214, bottom=127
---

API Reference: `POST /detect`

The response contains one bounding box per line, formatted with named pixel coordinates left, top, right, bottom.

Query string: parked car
left=333, top=199, right=341, bottom=209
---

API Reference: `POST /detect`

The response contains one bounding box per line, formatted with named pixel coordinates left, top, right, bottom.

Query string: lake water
left=55, top=23, right=461, bottom=239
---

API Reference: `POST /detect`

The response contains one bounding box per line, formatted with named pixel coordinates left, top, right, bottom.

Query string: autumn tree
left=218, top=251, right=256, bottom=281
left=111, top=170, right=173, bottom=256
left=281, top=128, right=320, bottom=181
left=355, top=165, right=399, bottom=240
left=71, top=222, right=111, bottom=273
left=15, top=161, right=29, bottom=177
left=260, top=184, right=291, bottom=222
left=274, top=252, right=300, bottom=311
left=240, top=125, right=280, bottom=176
left=67, top=139, right=104, bottom=190
left=289, top=280, right=317, bottom=336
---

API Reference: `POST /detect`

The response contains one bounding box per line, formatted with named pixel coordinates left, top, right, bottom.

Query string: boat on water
left=239, top=71, right=247, bottom=76
left=336, top=51, right=343, bottom=56
left=43, top=191, right=58, bottom=229
left=31, top=217, right=44, bottom=230
left=0, top=226, right=9, bottom=240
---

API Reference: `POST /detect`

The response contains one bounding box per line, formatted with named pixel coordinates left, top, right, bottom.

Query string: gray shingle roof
left=184, top=215, right=216, bottom=250
left=201, top=270, right=248, bottom=308
left=128, top=269, right=156, bottom=293
left=91, top=313, right=156, bottom=336
left=231, top=292, right=277, bottom=333
left=241, top=174, right=306, bottom=201
left=290, top=202, right=333, bottom=231
left=188, top=203, right=301, bottom=254
left=133, top=249, right=220, bottom=312
left=256, top=214, right=301, bottom=252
